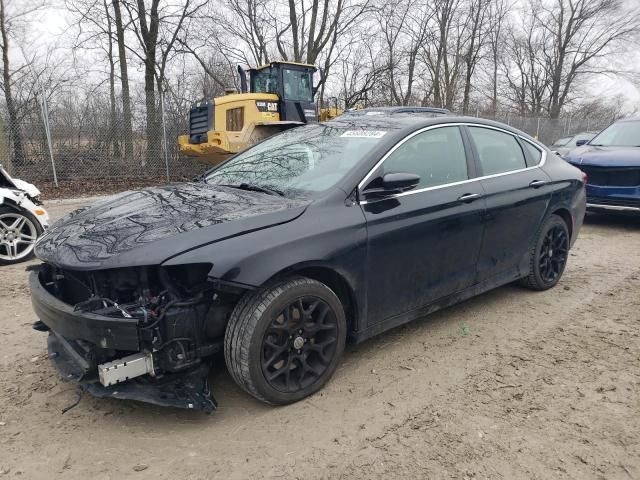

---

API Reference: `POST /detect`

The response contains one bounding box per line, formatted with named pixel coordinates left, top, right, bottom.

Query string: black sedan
left=30, top=115, right=586, bottom=411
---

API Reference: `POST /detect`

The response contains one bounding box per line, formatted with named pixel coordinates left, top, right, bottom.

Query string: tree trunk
left=0, top=0, right=25, bottom=173
left=104, top=0, right=119, bottom=158
left=491, top=53, right=498, bottom=114
left=462, top=69, right=472, bottom=114
left=136, top=0, right=161, bottom=167
left=112, top=0, right=134, bottom=161
left=549, top=58, right=564, bottom=119
left=143, top=55, right=159, bottom=166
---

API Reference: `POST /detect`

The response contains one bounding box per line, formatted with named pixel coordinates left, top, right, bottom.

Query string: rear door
left=360, top=125, right=486, bottom=325
left=465, top=126, right=552, bottom=283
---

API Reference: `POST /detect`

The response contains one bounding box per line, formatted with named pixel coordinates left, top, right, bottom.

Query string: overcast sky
left=26, top=1, right=640, bottom=114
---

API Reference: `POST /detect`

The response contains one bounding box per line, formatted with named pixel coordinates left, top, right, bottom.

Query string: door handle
left=457, top=193, right=482, bottom=203
left=529, top=180, right=548, bottom=188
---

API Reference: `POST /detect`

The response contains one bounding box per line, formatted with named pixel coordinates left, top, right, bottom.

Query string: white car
left=0, top=165, right=49, bottom=265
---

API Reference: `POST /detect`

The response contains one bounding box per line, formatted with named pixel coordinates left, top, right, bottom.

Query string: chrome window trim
left=357, top=122, right=547, bottom=205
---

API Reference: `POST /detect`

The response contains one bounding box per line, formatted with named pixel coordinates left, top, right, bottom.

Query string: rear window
left=521, top=140, right=543, bottom=167
left=468, top=127, right=527, bottom=175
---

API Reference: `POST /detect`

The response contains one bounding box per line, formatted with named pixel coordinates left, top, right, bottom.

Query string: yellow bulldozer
left=178, top=61, right=342, bottom=166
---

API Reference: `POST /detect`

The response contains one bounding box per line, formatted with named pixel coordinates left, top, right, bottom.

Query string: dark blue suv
left=564, top=118, right=640, bottom=214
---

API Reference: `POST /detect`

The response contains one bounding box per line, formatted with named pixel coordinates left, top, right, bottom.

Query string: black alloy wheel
left=224, top=276, right=347, bottom=405
left=538, top=224, right=569, bottom=284
left=261, top=296, right=339, bottom=393
left=520, top=214, right=570, bottom=290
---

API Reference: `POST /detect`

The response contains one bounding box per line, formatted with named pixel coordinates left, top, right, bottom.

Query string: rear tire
left=519, top=214, right=570, bottom=290
left=224, top=276, right=347, bottom=405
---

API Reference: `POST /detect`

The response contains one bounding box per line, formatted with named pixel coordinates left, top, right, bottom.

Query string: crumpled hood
left=35, top=183, right=309, bottom=270
left=11, top=178, right=41, bottom=198
left=0, top=165, right=41, bottom=198
left=565, top=145, right=640, bottom=167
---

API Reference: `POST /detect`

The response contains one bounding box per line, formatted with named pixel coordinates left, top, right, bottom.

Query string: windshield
left=205, top=124, right=387, bottom=194
left=552, top=136, right=572, bottom=147
left=252, top=68, right=279, bottom=95
left=589, top=121, right=640, bottom=147
left=574, top=133, right=595, bottom=143
left=283, top=69, right=313, bottom=102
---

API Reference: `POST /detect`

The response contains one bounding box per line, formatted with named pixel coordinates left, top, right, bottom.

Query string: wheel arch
left=268, top=263, right=360, bottom=337
left=0, top=193, right=21, bottom=211
left=0, top=200, right=43, bottom=232
left=550, top=206, right=573, bottom=241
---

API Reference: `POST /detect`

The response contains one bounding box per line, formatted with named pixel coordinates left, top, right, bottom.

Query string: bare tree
left=219, top=0, right=273, bottom=65
left=0, top=0, right=45, bottom=169
left=335, top=39, right=386, bottom=108
left=175, top=39, right=237, bottom=92
left=502, top=15, right=549, bottom=114
left=270, top=0, right=373, bottom=65
left=460, top=0, right=490, bottom=114
left=533, top=0, right=640, bottom=118
left=103, top=0, right=119, bottom=156
left=65, top=0, right=123, bottom=156
left=485, top=0, right=509, bottom=114
left=568, top=94, right=630, bottom=121
left=112, top=0, right=134, bottom=161
left=124, top=0, right=207, bottom=165
left=422, top=0, right=469, bottom=109
left=376, top=0, right=432, bottom=106
left=212, top=0, right=374, bottom=100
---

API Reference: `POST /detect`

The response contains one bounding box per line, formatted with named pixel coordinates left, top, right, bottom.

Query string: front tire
left=519, top=214, right=570, bottom=290
left=224, top=276, right=347, bottom=405
left=0, top=206, right=42, bottom=265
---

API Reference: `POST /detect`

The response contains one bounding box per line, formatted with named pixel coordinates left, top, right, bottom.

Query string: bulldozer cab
left=244, top=62, right=318, bottom=123
left=178, top=61, right=323, bottom=166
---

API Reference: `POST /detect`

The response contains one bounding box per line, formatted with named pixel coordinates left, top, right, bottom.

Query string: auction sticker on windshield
left=340, top=130, right=387, bottom=138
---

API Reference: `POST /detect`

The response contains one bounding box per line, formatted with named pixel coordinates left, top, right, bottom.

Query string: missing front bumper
left=30, top=271, right=140, bottom=351
left=47, top=332, right=217, bottom=412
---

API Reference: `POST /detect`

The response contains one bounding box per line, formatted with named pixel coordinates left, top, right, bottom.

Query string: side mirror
left=237, top=65, right=248, bottom=93
left=362, top=172, right=420, bottom=198
left=382, top=172, right=420, bottom=192
left=575, top=139, right=588, bottom=146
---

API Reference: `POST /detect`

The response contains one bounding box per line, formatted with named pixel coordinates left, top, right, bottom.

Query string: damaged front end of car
left=30, top=262, right=244, bottom=412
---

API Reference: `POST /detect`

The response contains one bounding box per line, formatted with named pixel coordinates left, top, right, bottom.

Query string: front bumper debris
left=47, top=332, right=217, bottom=412
left=29, top=262, right=216, bottom=412
left=30, top=271, right=139, bottom=351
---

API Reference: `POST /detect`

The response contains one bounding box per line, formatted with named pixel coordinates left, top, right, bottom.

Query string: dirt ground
left=1, top=199, right=639, bottom=479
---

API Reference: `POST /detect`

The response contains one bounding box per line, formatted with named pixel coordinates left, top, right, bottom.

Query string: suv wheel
left=224, top=276, right=347, bottom=405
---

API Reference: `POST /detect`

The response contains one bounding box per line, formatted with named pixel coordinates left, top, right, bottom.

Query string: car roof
left=340, top=106, right=451, bottom=117
left=615, top=117, right=640, bottom=123
left=324, top=114, right=540, bottom=143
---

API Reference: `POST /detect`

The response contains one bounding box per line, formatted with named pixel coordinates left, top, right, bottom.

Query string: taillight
left=581, top=171, right=588, bottom=184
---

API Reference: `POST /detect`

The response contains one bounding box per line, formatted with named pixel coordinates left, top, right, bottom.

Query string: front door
left=360, top=125, right=486, bottom=325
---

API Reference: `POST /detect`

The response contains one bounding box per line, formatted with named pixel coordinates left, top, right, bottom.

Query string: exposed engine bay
left=33, top=262, right=244, bottom=412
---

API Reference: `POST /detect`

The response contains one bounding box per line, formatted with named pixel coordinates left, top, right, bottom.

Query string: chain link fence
left=0, top=97, right=207, bottom=199
left=0, top=100, right=614, bottom=199
left=483, top=114, right=611, bottom=145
